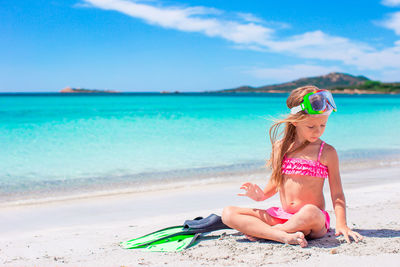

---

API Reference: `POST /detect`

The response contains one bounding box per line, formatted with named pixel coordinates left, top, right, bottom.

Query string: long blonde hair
left=268, top=85, right=320, bottom=187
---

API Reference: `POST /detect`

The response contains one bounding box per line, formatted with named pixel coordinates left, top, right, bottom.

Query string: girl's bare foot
left=244, top=231, right=306, bottom=247
left=284, top=232, right=308, bottom=247
left=244, top=234, right=259, bottom=242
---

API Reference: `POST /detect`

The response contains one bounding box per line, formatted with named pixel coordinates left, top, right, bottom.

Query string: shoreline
left=2, top=154, right=400, bottom=208
left=1, top=166, right=400, bottom=229
left=1, top=154, right=400, bottom=207
left=1, top=166, right=399, bottom=231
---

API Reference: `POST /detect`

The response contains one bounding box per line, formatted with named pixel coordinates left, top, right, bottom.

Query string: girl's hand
left=238, top=182, right=265, bottom=201
left=335, top=225, right=363, bottom=243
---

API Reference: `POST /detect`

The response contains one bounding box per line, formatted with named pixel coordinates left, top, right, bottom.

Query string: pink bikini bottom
left=266, top=207, right=330, bottom=230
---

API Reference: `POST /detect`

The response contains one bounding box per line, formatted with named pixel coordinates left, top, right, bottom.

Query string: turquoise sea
left=1, top=93, right=400, bottom=202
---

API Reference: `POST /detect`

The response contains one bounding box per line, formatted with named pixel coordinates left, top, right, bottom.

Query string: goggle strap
left=290, top=104, right=303, bottom=114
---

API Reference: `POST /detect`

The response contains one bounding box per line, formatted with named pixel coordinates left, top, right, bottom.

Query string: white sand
left=1, top=166, right=400, bottom=266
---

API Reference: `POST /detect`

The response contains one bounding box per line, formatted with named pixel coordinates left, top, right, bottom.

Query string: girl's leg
left=272, top=204, right=327, bottom=239
left=222, top=206, right=308, bottom=247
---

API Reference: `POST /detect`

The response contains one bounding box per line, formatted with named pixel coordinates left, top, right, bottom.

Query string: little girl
left=222, top=86, right=363, bottom=247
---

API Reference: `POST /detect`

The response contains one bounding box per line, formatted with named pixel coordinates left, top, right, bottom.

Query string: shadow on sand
left=231, top=228, right=400, bottom=248
left=352, top=228, right=400, bottom=238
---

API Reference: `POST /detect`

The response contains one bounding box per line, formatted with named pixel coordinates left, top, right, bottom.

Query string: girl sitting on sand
left=222, top=86, right=363, bottom=247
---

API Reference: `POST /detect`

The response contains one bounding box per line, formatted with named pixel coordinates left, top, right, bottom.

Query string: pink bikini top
left=281, top=141, right=329, bottom=179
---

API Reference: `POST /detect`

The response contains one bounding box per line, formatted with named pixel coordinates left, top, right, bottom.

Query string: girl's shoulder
left=320, top=141, right=339, bottom=165
left=321, top=141, right=337, bottom=155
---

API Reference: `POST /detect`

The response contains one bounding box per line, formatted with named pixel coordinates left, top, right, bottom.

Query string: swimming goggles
left=290, top=90, right=337, bottom=115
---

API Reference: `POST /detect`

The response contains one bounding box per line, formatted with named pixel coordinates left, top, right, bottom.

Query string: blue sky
left=2, top=0, right=400, bottom=92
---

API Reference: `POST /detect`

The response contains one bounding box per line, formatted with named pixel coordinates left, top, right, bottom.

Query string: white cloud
left=348, top=41, right=400, bottom=69
left=381, top=0, right=400, bottom=7
left=235, top=13, right=291, bottom=30
left=83, top=0, right=274, bottom=44
left=83, top=0, right=400, bottom=73
left=380, top=12, right=400, bottom=35
left=266, top=32, right=400, bottom=70
left=264, top=31, right=372, bottom=62
left=236, top=12, right=265, bottom=24
left=376, top=68, right=400, bottom=81
left=246, top=64, right=343, bottom=83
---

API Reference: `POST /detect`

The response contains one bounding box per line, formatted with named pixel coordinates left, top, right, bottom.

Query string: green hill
left=219, top=72, right=391, bottom=93
left=334, top=80, right=400, bottom=93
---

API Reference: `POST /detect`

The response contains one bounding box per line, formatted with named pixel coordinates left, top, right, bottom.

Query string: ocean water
left=1, top=93, right=400, bottom=201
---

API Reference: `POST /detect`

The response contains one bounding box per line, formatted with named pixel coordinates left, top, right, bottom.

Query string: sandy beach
left=4, top=0, right=400, bottom=266
left=1, top=166, right=400, bottom=266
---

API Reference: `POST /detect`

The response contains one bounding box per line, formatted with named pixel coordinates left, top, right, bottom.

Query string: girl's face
left=293, top=115, right=329, bottom=143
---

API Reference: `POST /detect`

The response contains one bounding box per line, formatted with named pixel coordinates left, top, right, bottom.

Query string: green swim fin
left=120, top=226, right=184, bottom=249
left=145, top=233, right=200, bottom=252
left=121, top=214, right=230, bottom=251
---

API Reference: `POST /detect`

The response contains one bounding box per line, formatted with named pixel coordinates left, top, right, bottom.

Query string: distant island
left=60, top=87, right=119, bottom=93
left=217, top=72, right=400, bottom=94
left=58, top=73, right=400, bottom=94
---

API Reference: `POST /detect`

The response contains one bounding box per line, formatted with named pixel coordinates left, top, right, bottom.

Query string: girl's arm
left=262, top=178, right=278, bottom=200
left=238, top=178, right=278, bottom=201
left=238, top=139, right=279, bottom=201
left=326, top=146, right=363, bottom=243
